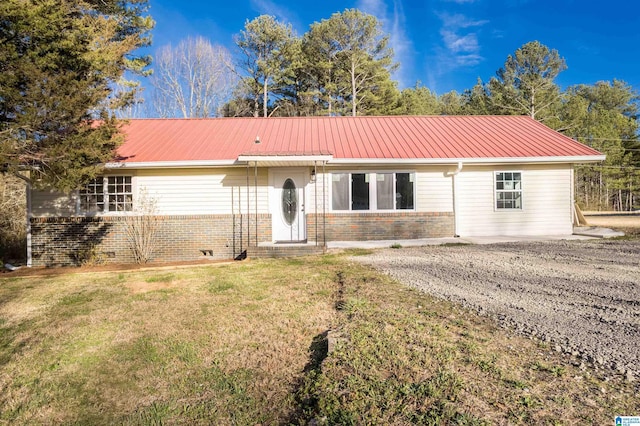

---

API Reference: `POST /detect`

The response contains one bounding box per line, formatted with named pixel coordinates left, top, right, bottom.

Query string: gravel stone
left=353, top=240, right=640, bottom=378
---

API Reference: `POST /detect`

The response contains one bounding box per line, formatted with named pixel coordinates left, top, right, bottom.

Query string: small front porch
left=237, top=152, right=332, bottom=258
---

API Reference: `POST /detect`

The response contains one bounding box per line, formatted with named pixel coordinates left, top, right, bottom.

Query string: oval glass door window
left=282, top=178, right=297, bottom=225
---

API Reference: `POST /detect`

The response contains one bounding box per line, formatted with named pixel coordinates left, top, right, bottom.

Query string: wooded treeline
left=141, top=12, right=639, bottom=212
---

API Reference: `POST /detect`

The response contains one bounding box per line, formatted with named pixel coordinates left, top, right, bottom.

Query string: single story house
left=29, top=115, right=604, bottom=266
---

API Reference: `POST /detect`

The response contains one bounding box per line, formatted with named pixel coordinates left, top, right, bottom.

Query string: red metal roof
left=114, top=115, right=603, bottom=164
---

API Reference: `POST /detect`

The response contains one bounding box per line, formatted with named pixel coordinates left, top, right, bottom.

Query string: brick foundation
left=31, top=214, right=271, bottom=266
left=306, top=212, right=454, bottom=242
left=31, top=211, right=454, bottom=266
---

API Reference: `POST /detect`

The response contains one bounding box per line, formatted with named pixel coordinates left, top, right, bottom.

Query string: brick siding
left=306, top=212, right=454, bottom=242
left=31, top=211, right=453, bottom=266
left=31, top=214, right=271, bottom=266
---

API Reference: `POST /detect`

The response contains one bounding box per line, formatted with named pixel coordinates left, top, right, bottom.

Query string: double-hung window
left=80, top=176, right=133, bottom=213
left=332, top=172, right=414, bottom=211
left=495, top=172, right=522, bottom=210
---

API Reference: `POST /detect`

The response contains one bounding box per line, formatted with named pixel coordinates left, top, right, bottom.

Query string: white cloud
left=436, top=11, right=487, bottom=67
left=357, top=0, right=413, bottom=88
left=358, top=0, right=387, bottom=19
left=454, top=53, right=483, bottom=66
left=441, top=30, right=479, bottom=53
left=437, top=12, right=488, bottom=30
left=423, top=7, right=488, bottom=93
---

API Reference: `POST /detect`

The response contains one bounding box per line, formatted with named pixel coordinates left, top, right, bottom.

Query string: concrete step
left=247, top=244, right=325, bottom=258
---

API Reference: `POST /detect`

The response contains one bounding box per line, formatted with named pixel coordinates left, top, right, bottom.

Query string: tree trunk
left=263, top=79, right=269, bottom=118
left=619, top=189, right=623, bottom=211
left=599, top=171, right=603, bottom=210
left=351, top=61, right=357, bottom=117
left=253, top=93, right=259, bottom=118
left=530, top=88, right=536, bottom=119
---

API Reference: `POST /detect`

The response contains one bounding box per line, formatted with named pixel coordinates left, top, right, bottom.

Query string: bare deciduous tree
left=124, top=190, right=159, bottom=264
left=150, top=37, right=237, bottom=118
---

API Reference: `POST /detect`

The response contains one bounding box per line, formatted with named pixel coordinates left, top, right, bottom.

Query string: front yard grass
left=0, top=253, right=638, bottom=424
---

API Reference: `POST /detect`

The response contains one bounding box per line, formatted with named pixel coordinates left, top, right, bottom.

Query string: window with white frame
left=332, top=172, right=414, bottom=211
left=495, top=172, right=522, bottom=210
left=79, top=176, right=133, bottom=213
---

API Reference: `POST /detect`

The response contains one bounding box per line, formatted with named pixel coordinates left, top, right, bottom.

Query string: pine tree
left=304, top=9, right=398, bottom=116
left=235, top=15, right=297, bottom=118
left=486, top=41, right=566, bottom=125
left=0, top=0, right=153, bottom=191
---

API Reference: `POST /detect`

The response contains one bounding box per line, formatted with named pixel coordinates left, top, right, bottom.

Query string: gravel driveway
left=354, top=239, right=640, bottom=378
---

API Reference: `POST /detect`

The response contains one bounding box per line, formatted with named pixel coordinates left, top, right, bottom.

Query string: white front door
left=272, top=171, right=306, bottom=242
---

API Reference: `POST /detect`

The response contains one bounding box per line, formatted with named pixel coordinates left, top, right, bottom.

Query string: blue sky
left=145, top=0, right=640, bottom=95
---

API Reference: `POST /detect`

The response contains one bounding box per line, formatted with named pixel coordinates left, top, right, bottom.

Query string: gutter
left=105, top=160, right=237, bottom=169
left=13, top=173, right=32, bottom=268
left=328, top=155, right=606, bottom=165
left=446, top=162, right=464, bottom=238
left=104, top=155, right=606, bottom=170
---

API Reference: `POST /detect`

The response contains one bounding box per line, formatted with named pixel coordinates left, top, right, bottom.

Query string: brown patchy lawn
left=0, top=253, right=638, bottom=424
left=583, top=212, right=640, bottom=237
left=0, top=259, right=337, bottom=424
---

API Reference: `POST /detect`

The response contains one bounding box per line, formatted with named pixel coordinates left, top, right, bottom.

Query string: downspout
left=14, top=173, right=32, bottom=267
left=570, top=167, right=577, bottom=227
left=447, top=162, right=463, bottom=238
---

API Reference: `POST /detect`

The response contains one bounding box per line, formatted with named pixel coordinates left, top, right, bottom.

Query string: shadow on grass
left=287, top=330, right=330, bottom=424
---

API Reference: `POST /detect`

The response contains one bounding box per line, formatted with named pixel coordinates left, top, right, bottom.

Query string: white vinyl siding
left=31, top=190, right=78, bottom=217
left=456, top=165, right=573, bottom=236
left=31, top=168, right=270, bottom=217
left=137, top=168, right=269, bottom=215
left=415, top=170, right=453, bottom=212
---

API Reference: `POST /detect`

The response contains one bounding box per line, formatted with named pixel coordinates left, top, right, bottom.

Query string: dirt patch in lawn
left=1, top=258, right=229, bottom=277
left=125, top=280, right=177, bottom=294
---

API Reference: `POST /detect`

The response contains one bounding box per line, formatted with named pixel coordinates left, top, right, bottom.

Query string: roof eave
left=105, top=155, right=605, bottom=169
left=237, top=154, right=334, bottom=163
left=105, top=160, right=237, bottom=169
left=328, top=155, right=606, bottom=165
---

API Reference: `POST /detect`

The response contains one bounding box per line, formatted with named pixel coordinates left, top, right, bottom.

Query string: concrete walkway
left=327, top=227, right=623, bottom=250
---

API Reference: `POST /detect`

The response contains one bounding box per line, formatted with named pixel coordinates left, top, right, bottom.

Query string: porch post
left=254, top=161, right=258, bottom=246
left=322, top=161, right=326, bottom=248
left=232, top=183, right=236, bottom=257
left=314, top=161, right=318, bottom=247
left=246, top=163, right=250, bottom=248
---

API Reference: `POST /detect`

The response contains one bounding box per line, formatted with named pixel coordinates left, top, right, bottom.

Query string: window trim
left=494, top=171, right=523, bottom=211
left=330, top=171, right=416, bottom=212
left=77, top=175, right=135, bottom=216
